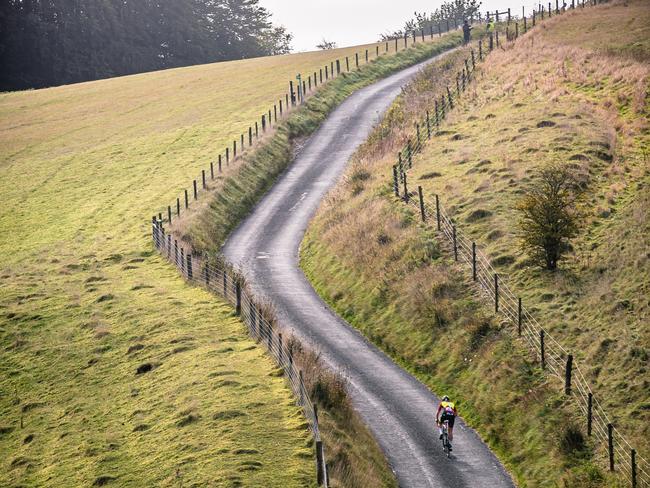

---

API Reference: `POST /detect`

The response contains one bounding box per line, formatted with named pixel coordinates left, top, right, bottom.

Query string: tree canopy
left=0, top=0, right=292, bottom=91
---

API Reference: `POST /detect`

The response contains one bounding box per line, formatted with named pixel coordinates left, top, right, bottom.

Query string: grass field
left=0, top=35, right=450, bottom=486
left=302, top=1, right=648, bottom=486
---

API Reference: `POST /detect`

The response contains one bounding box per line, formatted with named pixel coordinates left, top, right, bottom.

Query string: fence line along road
left=154, top=14, right=470, bottom=233
left=389, top=2, right=648, bottom=485
left=151, top=220, right=330, bottom=486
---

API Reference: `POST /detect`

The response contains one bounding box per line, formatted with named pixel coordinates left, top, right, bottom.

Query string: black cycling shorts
left=440, top=413, right=455, bottom=428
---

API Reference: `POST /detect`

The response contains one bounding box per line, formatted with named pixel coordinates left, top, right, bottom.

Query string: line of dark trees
left=382, top=0, right=482, bottom=39
left=0, top=0, right=292, bottom=91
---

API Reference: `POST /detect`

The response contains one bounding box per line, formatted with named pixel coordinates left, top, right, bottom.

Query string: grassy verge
left=407, top=0, right=649, bottom=460
left=301, top=4, right=648, bottom=485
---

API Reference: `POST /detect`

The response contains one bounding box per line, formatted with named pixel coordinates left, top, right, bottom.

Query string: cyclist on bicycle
left=436, top=395, right=457, bottom=451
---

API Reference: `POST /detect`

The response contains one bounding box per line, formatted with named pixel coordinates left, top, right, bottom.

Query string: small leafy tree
left=316, top=39, right=337, bottom=50
left=516, top=164, right=584, bottom=270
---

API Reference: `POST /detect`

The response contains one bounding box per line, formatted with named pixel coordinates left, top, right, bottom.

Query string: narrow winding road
left=223, top=53, right=514, bottom=487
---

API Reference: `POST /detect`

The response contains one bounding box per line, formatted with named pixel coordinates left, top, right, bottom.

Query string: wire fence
left=389, top=3, right=648, bottom=486
left=151, top=221, right=330, bottom=486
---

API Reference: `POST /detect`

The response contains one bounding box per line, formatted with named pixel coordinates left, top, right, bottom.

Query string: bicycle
left=440, top=420, right=452, bottom=458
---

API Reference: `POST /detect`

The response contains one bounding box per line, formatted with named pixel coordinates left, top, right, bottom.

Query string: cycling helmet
left=441, top=395, right=450, bottom=402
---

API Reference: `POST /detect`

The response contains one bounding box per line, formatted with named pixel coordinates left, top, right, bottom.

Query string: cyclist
left=486, top=16, right=495, bottom=34
left=436, top=395, right=457, bottom=451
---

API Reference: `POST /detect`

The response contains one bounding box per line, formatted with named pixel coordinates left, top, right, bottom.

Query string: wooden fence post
left=403, top=173, right=409, bottom=203
left=479, top=40, right=483, bottom=60
left=472, top=242, right=477, bottom=280
left=202, top=170, right=206, bottom=189
left=218, top=154, right=222, bottom=172
left=186, top=254, right=193, bottom=279
left=316, top=440, right=325, bottom=485
left=365, top=49, right=369, bottom=63
left=587, top=392, right=594, bottom=437
left=518, top=297, right=522, bottom=336
left=193, top=180, right=198, bottom=200
left=184, top=190, right=189, bottom=209
left=180, top=248, right=185, bottom=273
left=226, top=147, right=229, bottom=164
left=235, top=282, right=241, bottom=315
left=435, top=194, right=441, bottom=230
left=210, top=161, right=214, bottom=180
left=416, top=124, right=420, bottom=144
left=608, top=423, right=614, bottom=471
left=299, top=370, right=304, bottom=404
left=453, top=226, right=458, bottom=261
left=418, top=186, right=426, bottom=222
left=204, top=261, right=210, bottom=286
left=398, top=152, right=403, bottom=177
left=177, top=197, right=181, bottom=216
left=355, top=53, right=359, bottom=68
left=290, top=81, right=296, bottom=105
left=393, top=166, right=399, bottom=197
left=167, top=205, right=172, bottom=225
left=426, top=111, right=431, bottom=138
left=494, top=273, right=499, bottom=312
left=540, top=330, right=546, bottom=369
left=346, top=56, right=350, bottom=71
left=631, top=449, right=637, bottom=488
left=565, top=354, right=573, bottom=395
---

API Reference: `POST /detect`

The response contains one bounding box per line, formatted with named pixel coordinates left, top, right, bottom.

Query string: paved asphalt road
left=223, top=52, right=515, bottom=487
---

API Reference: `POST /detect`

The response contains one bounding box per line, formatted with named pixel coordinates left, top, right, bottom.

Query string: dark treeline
left=382, top=0, right=482, bottom=39
left=0, top=0, right=292, bottom=91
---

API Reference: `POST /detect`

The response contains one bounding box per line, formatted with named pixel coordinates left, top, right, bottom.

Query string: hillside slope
left=302, top=1, right=648, bottom=486
left=0, top=39, right=418, bottom=487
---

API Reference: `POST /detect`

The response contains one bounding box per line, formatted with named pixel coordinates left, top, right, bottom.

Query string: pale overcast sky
left=261, top=0, right=538, bottom=52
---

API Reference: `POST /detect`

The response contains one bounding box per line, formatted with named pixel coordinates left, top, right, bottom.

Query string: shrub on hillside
left=516, top=163, right=585, bottom=271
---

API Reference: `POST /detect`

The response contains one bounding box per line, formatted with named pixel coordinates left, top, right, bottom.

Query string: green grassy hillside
left=0, top=37, right=439, bottom=487
left=302, top=1, right=648, bottom=486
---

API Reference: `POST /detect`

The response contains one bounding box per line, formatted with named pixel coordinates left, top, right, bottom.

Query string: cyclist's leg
left=448, top=416, right=455, bottom=442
